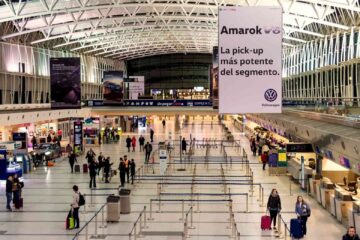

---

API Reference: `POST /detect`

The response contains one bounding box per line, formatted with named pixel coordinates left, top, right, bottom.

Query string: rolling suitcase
left=74, top=164, right=80, bottom=173
left=261, top=215, right=271, bottom=230
left=83, top=163, right=88, bottom=173
left=290, top=218, right=303, bottom=239
left=15, top=198, right=23, bottom=209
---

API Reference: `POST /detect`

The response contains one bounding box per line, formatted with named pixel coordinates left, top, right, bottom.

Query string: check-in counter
left=316, top=180, right=322, bottom=204
left=330, top=193, right=336, bottom=216
left=350, top=201, right=360, bottom=231
left=287, top=158, right=313, bottom=181
left=320, top=182, right=335, bottom=210
left=335, top=188, right=353, bottom=224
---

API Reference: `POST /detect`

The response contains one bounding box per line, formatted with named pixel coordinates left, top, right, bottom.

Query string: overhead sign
left=218, top=7, right=282, bottom=113
left=50, top=58, right=81, bottom=109
left=87, top=99, right=212, bottom=107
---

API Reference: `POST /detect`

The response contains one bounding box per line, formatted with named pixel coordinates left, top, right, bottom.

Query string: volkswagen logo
left=264, top=89, right=277, bottom=102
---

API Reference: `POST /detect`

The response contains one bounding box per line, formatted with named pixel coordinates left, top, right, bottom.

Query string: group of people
left=5, top=174, right=24, bottom=212
left=266, top=189, right=310, bottom=236
left=249, top=134, right=277, bottom=171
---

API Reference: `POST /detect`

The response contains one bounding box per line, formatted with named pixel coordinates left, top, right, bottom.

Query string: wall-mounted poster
left=103, top=71, right=124, bottom=104
left=211, top=46, right=219, bottom=109
left=50, top=58, right=81, bottom=109
left=218, top=7, right=282, bottom=113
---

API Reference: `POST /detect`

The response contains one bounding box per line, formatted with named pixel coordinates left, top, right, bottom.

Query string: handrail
left=72, top=202, right=107, bottom=240
left=128, top=206, right=147, bottom=240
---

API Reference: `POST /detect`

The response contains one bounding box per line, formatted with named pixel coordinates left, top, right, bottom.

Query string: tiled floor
left=0, top=117, right=346, bottom=239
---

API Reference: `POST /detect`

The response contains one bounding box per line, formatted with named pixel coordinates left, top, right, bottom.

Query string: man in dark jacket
left=343, top=226, right=360, bottom=240
left=118, top=158, right=126, bottom=187
left=150, top=129, right=154, bottom=142
left=144, top=142, right=153, bottom=163
left=103, top=157, right=113, bottom=183
left=126, top=136, right=131, bottom=152
left=69, top=151, right=77, bottom=173
left=89, top=160, right=97, bottom=188
left=139, top=135, right=145, bottom=152
left=130, top=159, right=136, bottom=184
left=6, top=175, right=13, bottom=211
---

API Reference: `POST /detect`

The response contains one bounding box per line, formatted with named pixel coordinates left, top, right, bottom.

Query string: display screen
left=73, top=121, right=83, bottom=153
left=286, top=143, right=313, bottom=153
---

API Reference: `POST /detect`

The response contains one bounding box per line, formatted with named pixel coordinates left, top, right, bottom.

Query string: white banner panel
left=218, top=7, right=282, bottom=113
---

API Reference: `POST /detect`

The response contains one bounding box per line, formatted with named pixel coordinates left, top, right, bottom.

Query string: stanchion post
left=85, top=224, right=89, bottom=240
left=100, top=205, right=107, bottom=228
left=148, top=200, right=154, bottom=220
left=196, top=195, right=200, bottom=213
left=93, top=212, right=98, bottom=238
left=91, top=188, right=94, bottom=206
left=180, top=200, right=185, bottom=220
left=189, top=207, right=195, bottom=229
left=246, top=194, right=249, bottom=212
left=289, top=182, right=292, bottom=196
left=261, top=186, right=265, bottom=207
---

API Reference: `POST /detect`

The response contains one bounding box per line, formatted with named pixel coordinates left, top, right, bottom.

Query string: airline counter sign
left=218, top=7, right=282, bottom=113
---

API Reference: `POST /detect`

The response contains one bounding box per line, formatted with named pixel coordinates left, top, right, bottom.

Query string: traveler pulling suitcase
left=83, top=163, right=88, bottom=173
left=290, top=218, right=304, bottom=239
left=261, top=215, right=271, bottom=230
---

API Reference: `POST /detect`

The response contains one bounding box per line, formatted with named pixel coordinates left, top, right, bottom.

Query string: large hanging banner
left=103, top=71, right=124, bottom=104
left=50, top=58, right=81, bottom=109
left=218, top=7, right=282, bottom=113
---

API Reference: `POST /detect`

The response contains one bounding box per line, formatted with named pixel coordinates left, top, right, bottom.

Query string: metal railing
left=72, top=203, right=107, bottom=240
left=128, top=206, right=148, bottom=240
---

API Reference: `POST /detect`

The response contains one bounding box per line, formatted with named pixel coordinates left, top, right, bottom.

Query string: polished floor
left=0, top=117, right=346, bottom=239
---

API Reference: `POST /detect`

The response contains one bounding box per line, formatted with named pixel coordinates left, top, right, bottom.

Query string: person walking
left=130, top=159, right=136, bottom=184
left=6, top=175, right=13, bottom=211
left=86, top=148, right=96, bottom=164
left=150, top=128, right=154, bottom=143
left=267, top=189, right=281, bottom=230
left=181, top=138, right=187, bottom=154
left=162, top=119, right=166, bottom=128
left=69, top=151, right=77, bottom=173
left=144, top=142, right=153, bottom=163
left=13, top=174, right=24, bottom=209
left=343, top=226, right=360, bottom=240
left=119, top=158, right=126, bottom=187
left=131, top=136, right=136, bottom=152
left=70, top=185, right=80, bottom=229
left=89, top=160, right=97, bottom=188
left=295, top=196, right=311, bottom=237
left=124, top=156, right=130, bottom=183
left=126, top=136, right=131, bottom=152
left=31, top=136, right=37, bottom=149
left=261, top=152, right=268, bottom=171
left=103, top=157, right=113, bottom=183
left=139, top=135, right=145, bottom=152
left=97, top=152, right=104, bottom=176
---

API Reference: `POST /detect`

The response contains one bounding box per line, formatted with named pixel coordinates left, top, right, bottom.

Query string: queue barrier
left=128, top=206, right=148, bottom=240
left=73, top=202, right=107, bottom=240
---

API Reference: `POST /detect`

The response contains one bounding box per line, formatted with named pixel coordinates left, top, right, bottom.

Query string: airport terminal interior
left=2, top=0, right=360, bottom=239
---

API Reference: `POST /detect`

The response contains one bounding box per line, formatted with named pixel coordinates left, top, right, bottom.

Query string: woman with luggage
left=70, top=185, right=80, bottom=229
left=267, top=189, right=281, bottom=230
left=295, top=195, right=311, bottom=237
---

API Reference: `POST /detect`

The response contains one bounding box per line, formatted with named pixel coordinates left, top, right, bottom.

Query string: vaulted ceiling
left=0, top=0, right=359, bottom=60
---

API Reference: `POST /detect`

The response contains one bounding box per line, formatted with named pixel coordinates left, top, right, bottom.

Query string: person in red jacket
left=261, top=152, right=268, bottom=171
left=131, top=136, right=136, bottom=152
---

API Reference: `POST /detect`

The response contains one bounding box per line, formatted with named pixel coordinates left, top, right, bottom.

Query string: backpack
left=78, top=193, right=85, bottom=206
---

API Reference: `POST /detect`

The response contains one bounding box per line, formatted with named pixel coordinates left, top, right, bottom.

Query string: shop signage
left=87, top=99, right=212, bottom=107
left=286, top=143, right=313, bottom=153
left=50, top=58, right=81, bottom=109
left=218, top=7, right=282, bottom=113
left=12, top=132, right=27, bottom=150
left=73, top=121, right=83, bottom=154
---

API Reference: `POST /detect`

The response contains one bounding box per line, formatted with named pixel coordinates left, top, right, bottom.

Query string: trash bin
left=119, top=189, right=131, bottom=214
left=107, top=195, right=120, bottom=222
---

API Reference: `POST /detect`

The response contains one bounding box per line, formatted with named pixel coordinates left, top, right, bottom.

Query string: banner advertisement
left=103, top=71, right=124, bottom=103
left=211, top=46, right=219, bottom=109
left=218, top=7, right=282, bottom=113
left=87, top=99, right=212, bottom=107
left=73, top=121, right=83, bottom=154
left=50, top=58, right=81, bottom=109
left=127, top=76, right=145, bottom=100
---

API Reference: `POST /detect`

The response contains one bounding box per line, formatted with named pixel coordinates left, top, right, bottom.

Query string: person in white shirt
left=71, top=185, right=80, bottom=229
